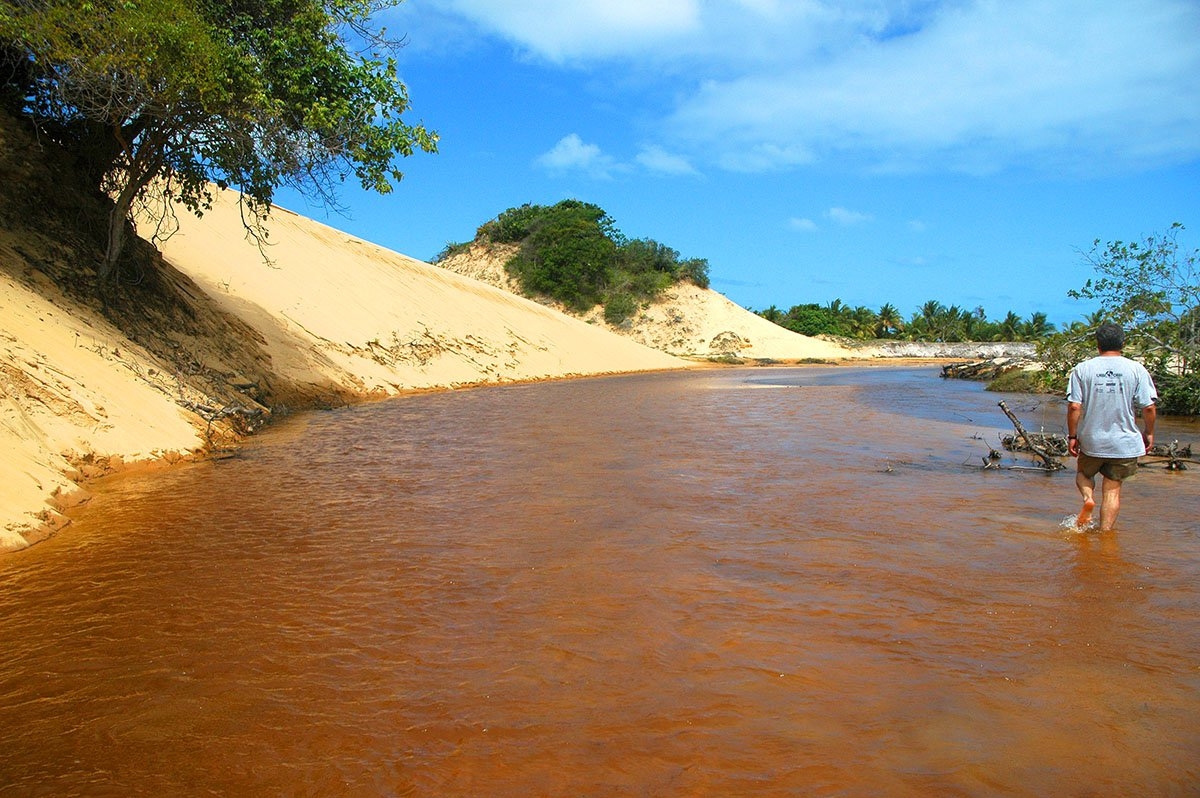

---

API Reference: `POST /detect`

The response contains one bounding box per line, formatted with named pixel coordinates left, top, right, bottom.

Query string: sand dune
left=1, top=188, right=685, bottom=550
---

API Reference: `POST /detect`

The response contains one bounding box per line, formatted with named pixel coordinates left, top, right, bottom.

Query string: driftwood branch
left=1145, top=441, right=1196, bottom=471
left=1001, top=430, right=1069, bottom=457
left=997, top=400, right=1064, bottom=471
left=180, top=401, right=267, bottom=440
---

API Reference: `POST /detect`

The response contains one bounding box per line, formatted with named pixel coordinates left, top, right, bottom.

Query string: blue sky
left=276, top=0, right=1200, bottom=327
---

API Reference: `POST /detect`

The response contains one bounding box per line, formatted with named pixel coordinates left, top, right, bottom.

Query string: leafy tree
left=677, top=257, right=710, bottom=289
left=999, top=311, right=1022, bottom=341
left=614, top=238, right=683, bottom=297
left=603, top=291, right=638, bottom=325
left=1069, top=223, right=1198, bottom=378
left=1034, top=319, right=1097, bottom=392
left=776, top=303, right=843, bottom=337
left=0, top=0, right=437, bottom=284
left=1038, top=223, right=1199, bottom=414
left=467, top=199, right=708, bottom=320
left=757, top=296, right=1058, bottom=344
left=508, top=206, right=616, bottom=311
left=845, top=305, right=878, bottom=339
left=914, top=299, right=944, bottom=341
left=907, top=300, right=968, bottom=342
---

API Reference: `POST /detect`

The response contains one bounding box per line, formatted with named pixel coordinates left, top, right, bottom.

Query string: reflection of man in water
left=1066, top=323, right=1157, bottom=531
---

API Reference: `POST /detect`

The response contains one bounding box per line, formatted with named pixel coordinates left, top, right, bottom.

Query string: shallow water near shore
left=2, top=366, right=1198, bottom=796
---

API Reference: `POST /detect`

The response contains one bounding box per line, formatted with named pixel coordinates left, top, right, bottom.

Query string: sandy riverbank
left=2, top=178, right=863, bottom=550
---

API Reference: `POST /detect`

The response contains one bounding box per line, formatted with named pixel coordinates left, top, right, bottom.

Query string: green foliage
left=0, top=0, right=437, bottom=283
left=755, top=298, right=1055, bottom=343
left=678, top=258, right=710, bottom=290
left=434, top=241, right=472, bottom=261
left=1156, top=372, right=1200, bottom=416
left=776, top=304, right=844, bottom=337
left=478, top=203, right=555, bottom=244
left=472, top=199, right=708, bottom=316
left=875, top=303, right=903, bottom=337
left=1034, top=324, right=1097, bottom=394
left=1044, top=223, right=1198, bottom=415
left=603, top=291, right=639, bottom=325
left=508, top=207, right=615, bottom=311
left=1068, top=223, right=1198, bottom=379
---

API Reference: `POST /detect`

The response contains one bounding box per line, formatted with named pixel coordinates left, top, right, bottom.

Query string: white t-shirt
left=1066, top=354, right=1157, bottom=458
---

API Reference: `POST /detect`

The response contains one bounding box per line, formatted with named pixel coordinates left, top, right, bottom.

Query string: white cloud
left=536, top=134, right=618, bottom=178
left=667, top=0, right=1200, bottom=174
left=635, top=146, right=698, bottom=175
left=428, top=0, right=1200, bottom=175
left=789, top=217, right=819, bottom=232
left=718, top=142, right=814, bottom=173
left=827, top=207, right=872, bottom=226
left=441, top=0, right=700, bottom=61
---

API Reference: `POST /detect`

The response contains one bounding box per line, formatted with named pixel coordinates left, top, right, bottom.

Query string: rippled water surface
left=2, top=367, right=1198, bottom=796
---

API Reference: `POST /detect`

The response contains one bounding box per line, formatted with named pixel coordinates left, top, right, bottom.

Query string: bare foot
left=1076, top=497, right=1095, bottom=528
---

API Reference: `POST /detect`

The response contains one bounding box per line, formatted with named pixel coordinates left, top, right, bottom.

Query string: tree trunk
left=97, top=118, right=159, bottom=285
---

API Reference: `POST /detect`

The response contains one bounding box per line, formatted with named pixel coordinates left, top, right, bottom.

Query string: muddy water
left=2, top=367, right=1198, bottom=796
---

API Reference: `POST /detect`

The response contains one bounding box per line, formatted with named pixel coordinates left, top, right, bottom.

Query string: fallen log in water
left=997, top=400, right=1064, bottom=470
left=997, top=426, right=1196, bottom=472
left=942, top=357, right=1033, bottom=381
left=1144, top=440, right=1197, bottom=471
left=1149, top=441, right=1192, bottom=459
left=1002, top=430, right=1069, bottom=457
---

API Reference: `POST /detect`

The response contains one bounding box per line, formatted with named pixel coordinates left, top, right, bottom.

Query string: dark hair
left=1096, top=322, right=1124, bottom=351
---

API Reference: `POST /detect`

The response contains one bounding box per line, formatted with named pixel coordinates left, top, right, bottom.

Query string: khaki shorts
left=1077, top=453, right=1140, bottom=481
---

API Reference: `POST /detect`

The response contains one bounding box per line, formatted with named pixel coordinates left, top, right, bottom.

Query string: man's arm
left=1140, top=402, right=1156, bottom=451
left=1067, top=401, right=1082, bottom=457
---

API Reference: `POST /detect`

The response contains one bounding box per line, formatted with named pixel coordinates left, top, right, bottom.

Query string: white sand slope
left=154, top=192, right=685, bottom=396
left=1, top=189, right=686, bottom=549
left=609, top=282, right=860, bottom=361
left=0, top=269, right=204, bottom=550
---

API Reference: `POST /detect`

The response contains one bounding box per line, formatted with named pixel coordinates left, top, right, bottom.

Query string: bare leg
left=1075, top=469, right=1096, bottom=528
left=1098, top=476, right=1122, bottom=532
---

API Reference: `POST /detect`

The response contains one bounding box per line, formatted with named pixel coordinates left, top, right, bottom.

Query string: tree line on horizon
left=756, top=224, right=1196, bottom=414
left=754, top=300, right=1056, bottom=343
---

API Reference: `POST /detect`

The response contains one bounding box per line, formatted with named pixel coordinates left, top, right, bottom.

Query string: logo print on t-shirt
left=1097, top=369, right=1124, bottom=394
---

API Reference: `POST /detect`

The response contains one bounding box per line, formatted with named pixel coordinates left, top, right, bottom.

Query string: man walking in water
left=1066, top=322, right=1157, bottom=531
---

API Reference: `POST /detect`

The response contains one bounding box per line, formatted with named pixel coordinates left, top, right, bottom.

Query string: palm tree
left=1022, top=311, right=1053, bottom=340
left=920, top=299, right=945, bottom=324
left=944, top=304, right=969, bottom=341
left=848, top=306, right=878, bottom=339
left=876, top=303, right=903, bottom=338
left=1000, top=311, right=1022, bottom=341
left=758, top=305, right=784, bottom=324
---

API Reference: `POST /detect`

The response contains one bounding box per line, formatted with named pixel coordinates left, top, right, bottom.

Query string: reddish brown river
left=2, top=367, right=1198, bottom=796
